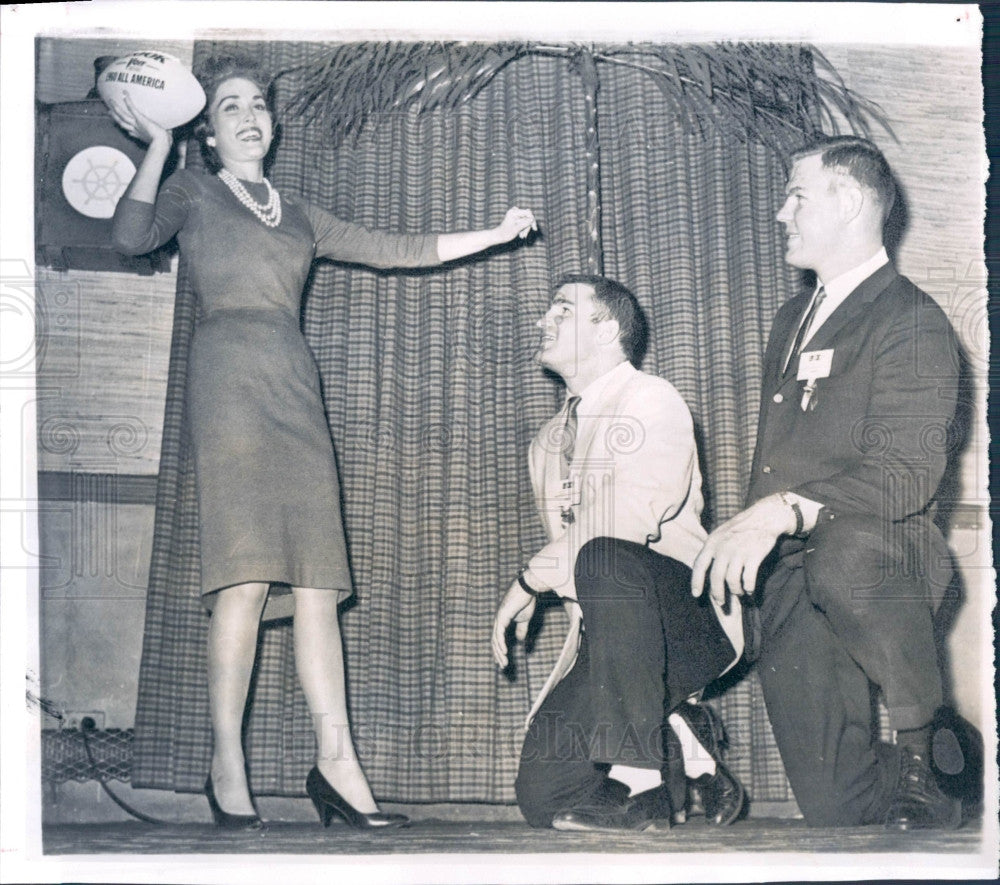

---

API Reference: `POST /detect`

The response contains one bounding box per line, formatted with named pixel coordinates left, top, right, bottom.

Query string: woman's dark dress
left=113, top=169, right=439, bottom=620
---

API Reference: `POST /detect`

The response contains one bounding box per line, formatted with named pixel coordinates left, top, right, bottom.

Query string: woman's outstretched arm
left=436, top=206, right=537, bottom=262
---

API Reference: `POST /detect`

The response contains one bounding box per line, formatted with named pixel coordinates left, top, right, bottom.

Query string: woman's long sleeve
left=112, top=172, right=192, bottom=256
left=305, top=203, right=441, bottom=269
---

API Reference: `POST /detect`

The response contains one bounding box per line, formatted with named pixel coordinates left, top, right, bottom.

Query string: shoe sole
left=552, top=818, right=673, bottom=833
left=712, top=788, right=746, bottom=826
left=932, top=728, right=965, bottom=776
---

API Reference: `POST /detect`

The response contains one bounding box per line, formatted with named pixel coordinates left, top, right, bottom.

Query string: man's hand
left=691, top=494, right=796, bottom=604
left=491, top=581, right=537, bottom=669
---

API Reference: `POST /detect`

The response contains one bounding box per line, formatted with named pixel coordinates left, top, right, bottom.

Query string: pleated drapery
left=596, top=65, right=802, bottom=798
left=133, top=41, right=806, bottom=804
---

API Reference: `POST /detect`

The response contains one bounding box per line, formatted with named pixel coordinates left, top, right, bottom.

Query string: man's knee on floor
left=514, top=768, right=559, bottom=828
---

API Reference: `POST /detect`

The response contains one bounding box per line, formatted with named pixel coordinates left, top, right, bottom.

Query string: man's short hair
left=790, top=136, right=897, bottom=222
left=554, top=273, right=649, bottom=367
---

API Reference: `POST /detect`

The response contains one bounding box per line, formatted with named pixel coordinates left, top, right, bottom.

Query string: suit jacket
left=524, top=361, right=743, bottom=723
left=748, top=263, right=960, bottom=593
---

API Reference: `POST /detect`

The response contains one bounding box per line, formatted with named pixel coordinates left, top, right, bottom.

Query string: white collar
left=818, top=247, right=890, bottom=305
left=565, top=360, right=635, bottom=410
left=796, top=247, right=890, bottom=350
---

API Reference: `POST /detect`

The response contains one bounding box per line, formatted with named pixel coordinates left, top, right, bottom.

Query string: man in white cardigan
left=492, top=275, right=746, bottom=831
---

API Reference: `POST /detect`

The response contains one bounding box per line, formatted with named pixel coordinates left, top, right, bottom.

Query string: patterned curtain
left=133, top=40, right=805, bottom=804
left=597, top=65, right=802, bottom=800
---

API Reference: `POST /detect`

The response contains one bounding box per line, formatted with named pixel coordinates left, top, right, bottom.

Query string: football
left=97, top=51, right=206, bottom=130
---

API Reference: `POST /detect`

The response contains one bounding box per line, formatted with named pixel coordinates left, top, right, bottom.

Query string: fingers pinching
left=690, top=561, right=705, bottom=597
left=504, top=206, right=537, bottom=240
left=518, top=208, right=538, bottom=236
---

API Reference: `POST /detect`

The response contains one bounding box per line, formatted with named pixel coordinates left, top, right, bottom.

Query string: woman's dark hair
left=192, top=55, right=275, bottom=172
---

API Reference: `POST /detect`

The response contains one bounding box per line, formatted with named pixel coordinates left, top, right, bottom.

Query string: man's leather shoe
left=673, top=701, right=747, bottom=825
left=689, top=763, right=746, bottom=826
left=929, top=705, right=983, bottom=803
left=552, top=783, right=673, bottom=832
left=884, top=750, right=962, bottom=831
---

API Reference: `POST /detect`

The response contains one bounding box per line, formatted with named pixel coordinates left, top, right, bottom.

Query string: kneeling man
left=492, top=275, right=746, bottom=831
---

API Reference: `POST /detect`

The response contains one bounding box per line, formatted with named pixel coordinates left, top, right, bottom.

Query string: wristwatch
left=777, top=491, right=805, bottom=536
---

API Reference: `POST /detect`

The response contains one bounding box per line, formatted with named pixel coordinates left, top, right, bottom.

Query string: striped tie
left=560, top=395, right=581, bottom=480
left=784, top=286, right=826, bottom=374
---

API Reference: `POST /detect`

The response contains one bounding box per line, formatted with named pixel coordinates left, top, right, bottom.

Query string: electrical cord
left=78, top=717, right=175, bottom=825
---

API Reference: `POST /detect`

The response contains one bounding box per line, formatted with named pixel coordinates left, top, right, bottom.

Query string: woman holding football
left=111, top=54, right=535, bottom=831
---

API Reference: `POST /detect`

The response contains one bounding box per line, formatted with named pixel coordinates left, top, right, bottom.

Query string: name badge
left=556, top=477, right=579, bottom=525
left=797, top=348, right=834, bottom=382
left=558, top=476, right=584, bottom=506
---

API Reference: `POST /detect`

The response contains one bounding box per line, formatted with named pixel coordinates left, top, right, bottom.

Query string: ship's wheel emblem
left=61, top=146, right=137, bottom=219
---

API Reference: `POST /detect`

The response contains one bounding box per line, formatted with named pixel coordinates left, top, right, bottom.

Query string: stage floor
left=43, top=815, right=984, bottom=855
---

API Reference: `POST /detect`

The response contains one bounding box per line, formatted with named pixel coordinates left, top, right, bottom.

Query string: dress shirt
left=800, top=247, right=890, bottom=351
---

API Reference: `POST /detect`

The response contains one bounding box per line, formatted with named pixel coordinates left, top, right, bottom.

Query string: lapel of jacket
left=775, top=263, right=898, bottom=386
left=764, top=292, right=810, bottom=393
left=802, top=263, right=897, bottom=356
left=572, top=363, right=638, bottom=466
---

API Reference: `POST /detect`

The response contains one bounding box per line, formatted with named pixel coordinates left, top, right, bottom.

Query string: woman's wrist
left=145, top=130, right=174, bottom=155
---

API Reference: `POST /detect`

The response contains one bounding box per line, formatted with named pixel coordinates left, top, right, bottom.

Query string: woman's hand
left=109, top=92, right=175, bottom=206
left=108, top=92, right=173, bottom=150
left=495, top=206, right=538, bottom=243
left=435, top=207, right=538, bottom=262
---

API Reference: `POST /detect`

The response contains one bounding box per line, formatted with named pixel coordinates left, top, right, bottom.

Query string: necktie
left=784, top=286, right=826, bottom=374
left=560, top=395, right=581, bottom=480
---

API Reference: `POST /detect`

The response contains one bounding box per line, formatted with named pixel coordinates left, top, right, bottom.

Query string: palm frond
left=278, top=42, right=532, bottom=146
left=809, top=47, right=896, bottom=141
left=279, top=41, right=892, bottom=153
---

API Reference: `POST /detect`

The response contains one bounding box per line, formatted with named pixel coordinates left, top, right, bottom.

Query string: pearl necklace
left=217, top=168, right=282, bottom=228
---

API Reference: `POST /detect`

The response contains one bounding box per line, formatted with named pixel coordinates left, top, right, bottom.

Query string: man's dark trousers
left=515, top=537, right=737, bottom=827
left=756, top=513, right=950, bottom=826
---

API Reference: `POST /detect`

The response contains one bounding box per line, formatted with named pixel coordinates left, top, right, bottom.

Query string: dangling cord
left=79, top=718, right=173, bottom=824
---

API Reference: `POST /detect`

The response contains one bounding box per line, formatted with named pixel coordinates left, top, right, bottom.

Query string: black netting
left=42, top=728, right=133, bottom=784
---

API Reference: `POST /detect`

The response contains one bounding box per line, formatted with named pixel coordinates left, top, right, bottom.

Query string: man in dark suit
left=692, top=137, right=970, bottom=829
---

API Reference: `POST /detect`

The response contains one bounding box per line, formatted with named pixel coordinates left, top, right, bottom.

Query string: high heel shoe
left=305, top=767, right=409, bottom=829
left=205, top=776, right=265, bottom=830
